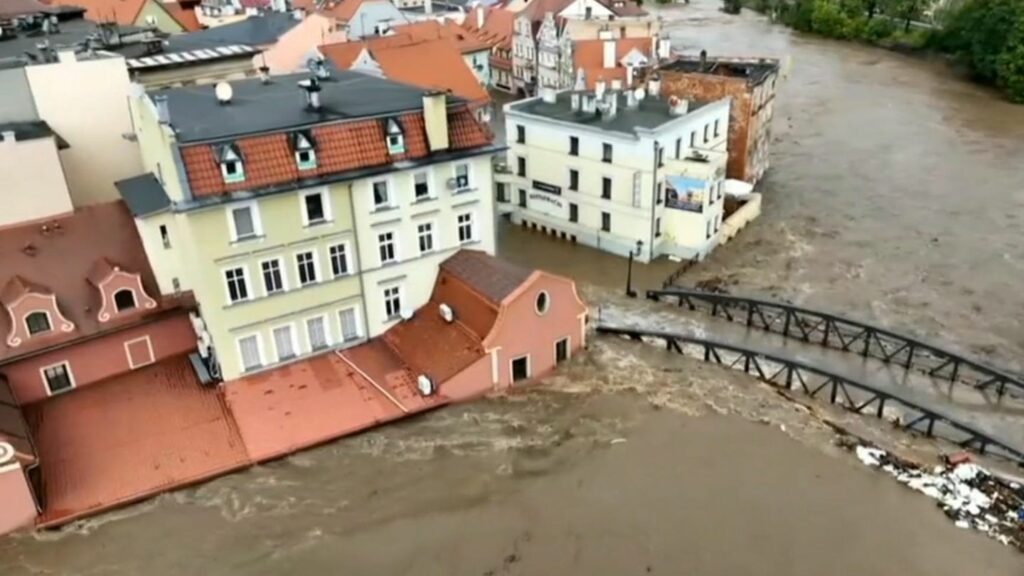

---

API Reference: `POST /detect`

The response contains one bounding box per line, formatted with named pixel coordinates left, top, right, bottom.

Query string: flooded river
left=3, top=1, right=1024, bottom=573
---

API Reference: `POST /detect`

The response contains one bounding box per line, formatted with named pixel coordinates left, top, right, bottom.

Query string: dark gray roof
left=509, top=90, right=708, bottom=135
left=441, top=250, right=532, bottom=304
left=660, top=57, right=780, bottom=85
left=116, top=173, right=171, bottom=217
left=162, top=69, right=465, bottom=143
left=0, top=121, right=68, bottom=147
left=0, top=16, right=163, bottom=68
left=166, top=12, right=300, bottom=51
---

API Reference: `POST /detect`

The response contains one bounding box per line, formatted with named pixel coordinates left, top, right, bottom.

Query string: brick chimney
left=423, top=91, right=449, bottom=151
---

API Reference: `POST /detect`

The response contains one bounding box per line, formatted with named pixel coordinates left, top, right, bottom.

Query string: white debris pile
left=851, top=444, right=1024, bottom=551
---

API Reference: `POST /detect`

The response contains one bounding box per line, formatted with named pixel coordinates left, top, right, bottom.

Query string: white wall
left=0, top=135, right=74, bottom=228
left=503, top=95, right=731, bottom=261
left=351, top=154, right=496, bottom=336
left=25, top=54, right=143, bottom=208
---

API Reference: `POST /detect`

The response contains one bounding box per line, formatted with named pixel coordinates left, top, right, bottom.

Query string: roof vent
left=439, top=303, right=454, bottom=323
left=298, top=76, right=322, bottom=110
left=214, top=81, right=233, bottom=105
left=417, top=374, right=435, bottom=396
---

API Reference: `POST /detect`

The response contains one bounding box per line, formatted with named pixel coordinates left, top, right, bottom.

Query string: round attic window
left=535, top=291, right=550, bottom=315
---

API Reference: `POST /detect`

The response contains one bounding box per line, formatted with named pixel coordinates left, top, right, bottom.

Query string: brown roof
left=384, top=297, right=486, bottom=383
left=44, top=0, right=148, bottom=25
left=440, top=250, right=532, bottom=307
left=461, top=6, right=516, bottom=49
left=179, top=106, right=492, bottom=198
left=389, top=19, right=490, bottom=54
left=164, top=2, right=202, bottom=31
left=0, top=201, right=170, bottom=363
left=573, top=37, right=651, bottom=88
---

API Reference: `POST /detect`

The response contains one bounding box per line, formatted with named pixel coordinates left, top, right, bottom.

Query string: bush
left=864, top=16, right=897, bottom=41
left=932, top=0, right=1024, bottom=102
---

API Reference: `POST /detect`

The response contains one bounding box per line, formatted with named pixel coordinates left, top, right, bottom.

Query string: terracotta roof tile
left=440, top=249, right=533, bottom=306
left=573, top=37, right=652, bottom=89
left=461, top=6, right=515, bottom=48
left=321, top=0, right=367, bottom=22
left=370, top=39, right=490, bottom=104
left=26, top=355, right=250, bottom=527
left=384, top=299, right=485, bottom=383
left=390, top=19, right=490, bottom=54
left=180, top=107, right=491, bottom=198
left=0, top=202, right=176, bottom=363
left=164, top=2, right=202, bottom=32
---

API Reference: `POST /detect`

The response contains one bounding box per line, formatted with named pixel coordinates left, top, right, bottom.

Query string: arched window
left=25, top=311, right=51, bottom=335
left=114, top=289, right=136, bottom=312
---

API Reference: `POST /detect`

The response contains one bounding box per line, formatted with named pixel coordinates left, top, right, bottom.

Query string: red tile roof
left=164, top=2, right=202, bottom=31
left=44, top=0, right=148, bottom=25
left=384, top=298, right=486, bottom=384
left=0, top=201, right=180, bottom=363
left=367, top=39, right=489, bottom=104
left=573, top=37, right=652, bottom=89
left=440, top=249, right=533, bottom=306
left=461, top=6, right=516, bottom=49
left=179, top=106, right=492, bottom=198
left=26, top=356, right=250, bottom=527
left=389, top=19, right=490, bottom=54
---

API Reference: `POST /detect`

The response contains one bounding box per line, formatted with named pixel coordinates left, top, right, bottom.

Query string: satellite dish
left=144, top=14, right=157, bottom=26
left=634, top=87, right=645, bottom=101
left=400, top=308, right=413, bottom=321
left=214, top=82, right=233, bottom=104
left=0, top=442, right=15, bottom=466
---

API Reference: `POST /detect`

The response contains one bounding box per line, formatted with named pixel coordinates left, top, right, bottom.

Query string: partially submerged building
left=499, top=79, right=733, bottom=262
left=658, top=55, right=781, bottom=186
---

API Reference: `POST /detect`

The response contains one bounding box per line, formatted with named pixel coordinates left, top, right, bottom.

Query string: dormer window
left=25, top=311, right=52, bottom=335
left=292, top=131, right=317, bottom=170
left=218, top=144, right=245, bottom=184
left=114, top=289, right=137, bottom=312
left=385, top=118, right=405, bottom=154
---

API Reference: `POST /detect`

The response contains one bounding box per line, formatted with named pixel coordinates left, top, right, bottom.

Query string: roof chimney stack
left=647, top=73, right=660, bottom=98
left=258, top=65, right=270, bottom=83
left=476, top=5, right=485, bottom=29
left=540, top=86, right=557, bottom=104
left=602, top=39, right=615, bottom=69
left=595, top=78, right=606, bottom=100
left=1, top=130, right=15, bottom=144
left=299, top=76, right=322, bottom=110
left=699, top=49, right=708, bottom=71
left=422, top=91, right=449, bottom=151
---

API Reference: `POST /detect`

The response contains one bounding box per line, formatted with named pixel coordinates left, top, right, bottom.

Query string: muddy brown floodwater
left=3, top=1, right=1024, bottom=573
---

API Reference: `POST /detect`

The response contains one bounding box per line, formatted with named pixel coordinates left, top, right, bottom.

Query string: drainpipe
left=648, top=140, right=659, bottom=262
left=347, top=183, right=372, bottom=341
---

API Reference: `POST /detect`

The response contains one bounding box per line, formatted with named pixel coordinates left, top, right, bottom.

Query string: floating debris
left=849, top=444, right=1024, bottom=551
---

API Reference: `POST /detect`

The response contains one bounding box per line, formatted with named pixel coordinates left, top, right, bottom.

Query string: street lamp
left=625, top=239, right=643, bottom=298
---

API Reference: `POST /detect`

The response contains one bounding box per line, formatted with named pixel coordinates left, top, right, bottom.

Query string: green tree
left=933, top=0, right=1024, bottom=101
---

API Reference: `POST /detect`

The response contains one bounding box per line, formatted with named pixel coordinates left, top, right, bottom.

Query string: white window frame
left=417, top=220, right=436, bottom=255
left=377, top=230, right=399, bottom=266
left=457, top=211, right=475, bottom=244
left=382, top=284, right=403, bottom=320
left=24, top=310, right=53, bottom=336
left=223, top=265, right=252, bottom=304
left=300, top=188, right=333, bottom=227
left=413, top=170, right=432, bottom=201
left=294, top=249, right=321, bottom=287
left=554, top=336, right=571, bottom=364
left=305, top=314, right=333, bottom=351
left=40, top=361, right=76, bottom=396
left=338, top=305, right=362, bottom=342
left=236, top=333, right=265, bottom=373
left=509, top=354, right=531, bottom=383
left=259, top=257, right=288, bottom=296
left=454, top=162, right=471, bottom=190
left=226, top=201, right=263, bottom=242
left=328, top=242, right=352, bottom=278
left=124, top=335, right=156, bottom=369
left=271, top=322, right=301, bottom=363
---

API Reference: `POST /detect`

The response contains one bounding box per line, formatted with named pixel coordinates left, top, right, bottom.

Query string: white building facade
left=499, top=82, right=731, bottom=263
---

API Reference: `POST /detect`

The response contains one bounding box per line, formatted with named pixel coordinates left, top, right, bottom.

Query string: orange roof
left=319, top=0, right=367, bottom=22
left=179, top=105, right=491, bottom=198
left=461, top=6, right=516, bottom=49
left=573, top=37, right=652, bottom=89
left=384, top=298, right=486, bottom=384
left=371, top=39, right=489, bottom=104
left=389, top=19, right=490, bottom=54
left=0, top=202, right=181, bottom=363
left=27, top=355, right=250, bottom=527
left=164, top=1, right=202, bottom=32
left=44, top=0, right=147, bottom=26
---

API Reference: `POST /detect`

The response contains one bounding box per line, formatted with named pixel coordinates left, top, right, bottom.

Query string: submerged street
left=2, top=1, right=1024, bottom=573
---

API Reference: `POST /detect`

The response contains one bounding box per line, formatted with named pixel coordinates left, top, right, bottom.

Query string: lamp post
left=625, top=239, right=643, bottom=298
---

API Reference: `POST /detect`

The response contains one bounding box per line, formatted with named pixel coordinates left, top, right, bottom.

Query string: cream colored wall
left=262, top=14, right=346, bottom=74
left=0, top=135, right=74, bottom=228
left=350, top=155, right=496, bottom=338
left=563, top=18, right=659, bottom=40
left=25, top=55, right=143, bottom=208
left=174, top=183, right=365, bottom=380
left=135, top=0, right=185, bottom=33
left=130, top=93, right=187, bottom=202
left=137, top=59, right=258, bottom=89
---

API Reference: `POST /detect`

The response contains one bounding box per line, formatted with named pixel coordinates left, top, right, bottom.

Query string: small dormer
left=87, top=258, right=158, bottom=323
left=218, top=144, right=245, bottom=184
left=291, top=131, right=317, bottom=171
left=385, top=118, right=405, bottom=155
left=2, top=276, right=75, bottom=348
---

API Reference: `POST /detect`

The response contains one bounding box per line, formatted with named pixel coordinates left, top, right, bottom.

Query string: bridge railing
left=647, top=287, right=1024, bottom=399
left=597, top=325, right=1024, bottom=466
